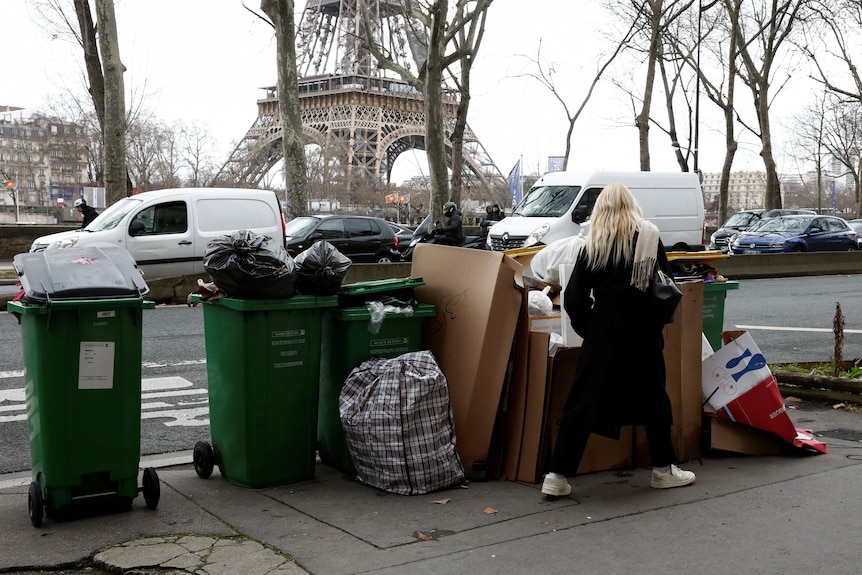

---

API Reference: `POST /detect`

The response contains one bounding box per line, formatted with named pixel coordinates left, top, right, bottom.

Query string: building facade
left=0, top=110, right=90, bottom=207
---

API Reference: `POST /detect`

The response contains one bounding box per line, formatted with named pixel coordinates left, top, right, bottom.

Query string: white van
left=488, top=171, right=705, bottom=252
left=30, top=188, right=286, bottom=279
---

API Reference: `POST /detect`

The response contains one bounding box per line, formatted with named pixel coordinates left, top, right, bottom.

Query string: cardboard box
left=701, top=330, right=773, bottom=412
left=534, top=346, right=633, bottom=482
left=529, top=315, right=561, bottom=334
left=412, top=244, right=524, bottom=475
left=703, top=415, right=783, bottom=455
left=508, top=278, right=704, bottom=482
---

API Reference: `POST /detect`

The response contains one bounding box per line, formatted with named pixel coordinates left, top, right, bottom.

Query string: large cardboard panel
left=529, top=347, right=632, bottom=483
left=703, top=415, right=783, bottom=455
left=495, top=285, right=533, bottom=481
left=411, top=244, right=523, bottom=474
left=515, top=332, right=553, bottom=483
left=635, top=280, right=704, bottom=466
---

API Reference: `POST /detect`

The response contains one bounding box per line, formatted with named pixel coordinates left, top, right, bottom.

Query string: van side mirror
left=129, top=219, right=145, bottom=236
left=572, top=206, right=589, bottom=224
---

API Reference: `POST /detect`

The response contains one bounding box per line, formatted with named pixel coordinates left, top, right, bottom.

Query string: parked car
left=284, top=215, right=400, bottom=263
left=388, top=223, right=414, bottom=254
left=729, top=214, right=858, bottom=254
left=710, top=208, right=816, bottom=252
left=848, top=219, right=862, bottom=249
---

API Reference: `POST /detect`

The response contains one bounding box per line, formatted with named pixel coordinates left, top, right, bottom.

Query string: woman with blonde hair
left=542, top=183, right=695, bottom=497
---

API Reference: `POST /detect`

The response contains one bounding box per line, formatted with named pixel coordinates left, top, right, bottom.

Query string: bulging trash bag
left=294, top=241, right=352, bottom=296
left=339, top=351, right=465, bottom=495
left=203, top=230, right=297, bottom=299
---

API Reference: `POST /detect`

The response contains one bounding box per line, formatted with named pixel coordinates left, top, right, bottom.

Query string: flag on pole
left=508, top=160, right=522, bottom=208
left=547, top=156, right=565, bottom=173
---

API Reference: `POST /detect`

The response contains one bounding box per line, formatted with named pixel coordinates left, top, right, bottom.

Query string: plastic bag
left=530, top=235, right=586, bottom=285
left=528, top=286, right=553, bottom=317
left=365, top=300, right=415, bottom=334
left=294, top=241, right=352, bottom=295
left=203, top=230, right=297, bottom=299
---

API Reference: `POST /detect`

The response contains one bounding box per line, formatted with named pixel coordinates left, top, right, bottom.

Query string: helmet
left=74, top=198, right=85, bottom=208
left=443, top=201, right=456, bottom=217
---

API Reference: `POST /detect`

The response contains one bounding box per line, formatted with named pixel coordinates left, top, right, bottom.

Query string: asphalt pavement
left=3, top=258, right=862, bottom=574
left=0, top=399, right=860, bottom=574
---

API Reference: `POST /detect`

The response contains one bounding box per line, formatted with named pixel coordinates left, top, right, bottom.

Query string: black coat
left=81, top=205, right=98, bottom=228
left=440, top=210, right=465, bottom=243
left=561, top=236, right=673, bottom=439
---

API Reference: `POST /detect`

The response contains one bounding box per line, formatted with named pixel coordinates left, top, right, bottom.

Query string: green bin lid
left=7, top=298, right=152, bottom=315
left=334, top=303, right=436, bottom=320
left=703, top=281, right=739, bottom=292
left=337, top=277, right=425, bottom=297
left=206, top=295, right=338, bottom=311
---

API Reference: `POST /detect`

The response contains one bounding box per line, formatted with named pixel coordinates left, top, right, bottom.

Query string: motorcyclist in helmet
left=74, top=198, right=98, bottom=228
left=432, top=201, right=465, bottom=246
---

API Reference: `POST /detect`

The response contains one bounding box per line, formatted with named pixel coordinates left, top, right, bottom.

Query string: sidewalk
left=2, top=400, right=861, bottom=575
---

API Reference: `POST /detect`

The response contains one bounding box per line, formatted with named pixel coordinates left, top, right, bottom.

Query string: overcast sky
left=2, top=0, right=815, bottom=185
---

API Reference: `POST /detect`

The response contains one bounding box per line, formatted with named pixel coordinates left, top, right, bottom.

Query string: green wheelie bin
left=702, top=280, right=739, bottom=350
left=193, top=295, right=337, bottom=488
left=318, top=278, right=435, bottom=475
left=8, top=248, right=159, bottom=528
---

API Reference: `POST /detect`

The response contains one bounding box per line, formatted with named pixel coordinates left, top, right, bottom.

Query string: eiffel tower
left=216, top=0, right=509, bottom=208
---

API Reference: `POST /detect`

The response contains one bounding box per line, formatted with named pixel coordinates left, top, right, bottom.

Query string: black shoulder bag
left=652, top=268, right=682, bottom=325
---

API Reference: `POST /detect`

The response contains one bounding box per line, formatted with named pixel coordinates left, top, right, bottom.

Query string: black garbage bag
left=203, top=230, right=297, bottom=299
left=293, top=241, right=352, bottom=296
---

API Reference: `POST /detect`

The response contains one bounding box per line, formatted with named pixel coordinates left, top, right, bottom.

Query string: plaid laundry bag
left=339, top=350, right=465, bottom=495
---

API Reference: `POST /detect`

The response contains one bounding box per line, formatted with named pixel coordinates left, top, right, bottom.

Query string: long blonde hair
left=585, top=183, right=643, bottom=270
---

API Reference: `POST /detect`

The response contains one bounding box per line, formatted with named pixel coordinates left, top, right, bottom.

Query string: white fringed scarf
left=631, top=219, right=660, bottom=292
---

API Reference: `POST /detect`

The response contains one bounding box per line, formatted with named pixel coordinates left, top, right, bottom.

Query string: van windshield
left=86, top=197, right=144, bottom=232
left=512, top=185, right=581, bottom=217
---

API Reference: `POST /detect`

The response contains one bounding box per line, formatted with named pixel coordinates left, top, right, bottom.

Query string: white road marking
left=0, top=377, right=210, bottom=426
left=736, top=324, right=862, bottom=334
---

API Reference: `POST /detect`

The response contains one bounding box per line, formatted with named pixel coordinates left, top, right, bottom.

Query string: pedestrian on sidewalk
left=542, top=183, right=695, bottom=498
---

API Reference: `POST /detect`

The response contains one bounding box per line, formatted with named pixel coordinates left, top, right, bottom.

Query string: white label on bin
left=78, top=341, right=115, bottom=390
left=96, top=310, right=116, bottom=318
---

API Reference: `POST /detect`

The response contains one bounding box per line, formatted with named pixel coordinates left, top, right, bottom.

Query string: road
left=1, top=274, right=860, bottom=474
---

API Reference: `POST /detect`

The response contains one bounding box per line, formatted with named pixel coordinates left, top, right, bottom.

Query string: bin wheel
left=28, top=482, right=44, bottom=528
left=142, top=467, right=160, bottom=510
left=193, top=441, right=215, bottom=479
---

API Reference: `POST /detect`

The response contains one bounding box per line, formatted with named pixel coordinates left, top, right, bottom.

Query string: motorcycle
left=400, top=215, right=492, bottom=262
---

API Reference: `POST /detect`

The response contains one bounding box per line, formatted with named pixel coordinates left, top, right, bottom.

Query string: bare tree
left=821, top=98, right=862, bottom=217
left=725, top=0, right=809, bottom=210
left=664, top=0, right=739, bottom=223
left=358, top=0, right=493, bottom=223
left=789, top=95, right=832, bottom=214
left=260, top=0, right=308, bottom=217
left=518, top=25, right=635, bottom=172
left=446, top=2, right=491, bottom=207
left=91, top=0, right=127, bottom=204
left=804, top=1, right=862, bottom=106
left=181, top=122, right=218, bottom=187
left=605, top=0, right=696, bottom=170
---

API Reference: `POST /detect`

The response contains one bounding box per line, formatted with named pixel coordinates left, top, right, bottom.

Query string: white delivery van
left=30, top=188, right=286, bottom=279
left=488, top=171, right=706, bottom=252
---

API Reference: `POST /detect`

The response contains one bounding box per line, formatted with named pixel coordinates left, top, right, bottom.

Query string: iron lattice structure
left=216, top=0, right=508, bottom=204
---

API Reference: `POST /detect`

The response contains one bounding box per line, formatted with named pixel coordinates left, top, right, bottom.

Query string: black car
left=388, top=223, right=414, bottom=254
left=710, top=208, right=816, bottom=252
left=284, top=215, right=401, bottom=263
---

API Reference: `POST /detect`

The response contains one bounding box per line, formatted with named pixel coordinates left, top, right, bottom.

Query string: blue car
left=729, top=214, right=858, bottom=254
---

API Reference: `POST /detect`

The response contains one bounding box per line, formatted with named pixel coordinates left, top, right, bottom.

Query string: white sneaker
left=650, top=464, right=696, bottom=489
left=541, top=473, right=572, bottom=497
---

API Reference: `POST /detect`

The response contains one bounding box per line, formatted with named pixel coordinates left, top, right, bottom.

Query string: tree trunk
left=425, top=3, right=450, bottom=223
left=94, top=0, right=127, bottom=204
left=73, top=0, right=105, bottom=135
left=637, top=1, right=663, bottom=172
left=262, top=0, right=308, bottom=218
